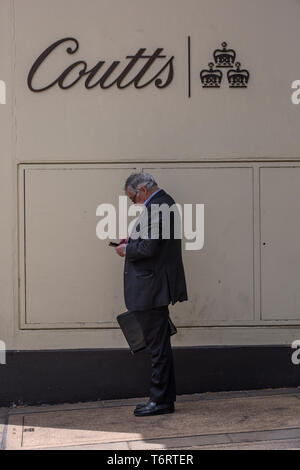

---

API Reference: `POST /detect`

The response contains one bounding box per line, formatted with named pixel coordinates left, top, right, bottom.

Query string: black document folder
left=117, top=311, right=177, bottom=355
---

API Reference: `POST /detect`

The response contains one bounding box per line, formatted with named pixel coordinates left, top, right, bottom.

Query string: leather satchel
left=117, top=311, right=177, bottom=355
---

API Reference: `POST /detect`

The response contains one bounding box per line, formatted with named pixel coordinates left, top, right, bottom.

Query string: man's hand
left=115, top=243, right=126, bottom=257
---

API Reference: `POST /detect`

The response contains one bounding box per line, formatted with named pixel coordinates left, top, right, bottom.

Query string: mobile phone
left=109, top=242, right=120, bottom=247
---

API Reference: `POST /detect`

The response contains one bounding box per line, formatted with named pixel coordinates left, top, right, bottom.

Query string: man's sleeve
left=125, top=206, right=162, bottom=262
left=125, top=238, right=160, bottom=261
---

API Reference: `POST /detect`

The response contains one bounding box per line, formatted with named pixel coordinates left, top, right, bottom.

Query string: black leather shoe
left=135, top=400, right=151, bottom=411
left=134, top=401, right=174, bottom=417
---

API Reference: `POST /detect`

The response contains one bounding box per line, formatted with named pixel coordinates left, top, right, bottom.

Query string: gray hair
left=124, top=172, right=158, bottom=192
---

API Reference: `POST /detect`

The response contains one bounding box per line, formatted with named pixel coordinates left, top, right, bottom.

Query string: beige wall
left=0, top=0, right=15, bottom=350
left=1, top=0, right=300, bottom=350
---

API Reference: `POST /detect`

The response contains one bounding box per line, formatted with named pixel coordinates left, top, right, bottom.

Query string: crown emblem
left=213, top=42, right=236, bottom=68
left=227, top=62, right=250, bottom=88
left=200, top=41, right=250, bottom=90
left=200, top=63, right=223, bottom=88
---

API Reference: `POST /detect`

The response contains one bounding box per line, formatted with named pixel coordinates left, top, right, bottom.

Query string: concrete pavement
left=1, top=388, right=300, bottom=450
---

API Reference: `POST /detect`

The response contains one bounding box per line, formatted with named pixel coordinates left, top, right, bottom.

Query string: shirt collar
left=144, top=188, right=163, bottom=206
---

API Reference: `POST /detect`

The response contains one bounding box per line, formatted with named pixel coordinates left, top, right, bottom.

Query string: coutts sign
left=27, top=37, right=175, bottom=92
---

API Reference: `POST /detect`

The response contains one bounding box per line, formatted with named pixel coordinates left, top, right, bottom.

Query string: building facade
left=0, top=0, right=300, bottom=406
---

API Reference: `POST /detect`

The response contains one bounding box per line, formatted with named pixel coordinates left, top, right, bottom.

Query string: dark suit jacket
left=124, top=189, right=188, bottom=311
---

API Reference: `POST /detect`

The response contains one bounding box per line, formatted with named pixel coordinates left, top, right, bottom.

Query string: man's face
left=126, top=186, right=148, bottom=205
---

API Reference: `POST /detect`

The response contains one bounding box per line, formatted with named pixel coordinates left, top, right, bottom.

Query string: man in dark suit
left=115, top=172, right=188, bottom=416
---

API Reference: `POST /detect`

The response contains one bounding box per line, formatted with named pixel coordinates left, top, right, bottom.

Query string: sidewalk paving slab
left=39, top=442, right=131, bottom=450
left=2, top=388, right=300, bottom=450
left=0, top=409, right=8, bottom=451
left=127, top=427, right=300, bottom=450
left=176, top=438, right=300, bottom=450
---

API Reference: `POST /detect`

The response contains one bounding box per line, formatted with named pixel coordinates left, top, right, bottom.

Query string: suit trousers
left=134, top=306, right=176, bottom=404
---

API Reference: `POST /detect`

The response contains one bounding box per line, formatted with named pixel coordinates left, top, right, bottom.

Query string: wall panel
left=260, top=167, right=300, bottom=321
left=19, top=165, right=136, bottom=329
left=143, top=166, right=255, bottom=326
